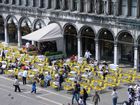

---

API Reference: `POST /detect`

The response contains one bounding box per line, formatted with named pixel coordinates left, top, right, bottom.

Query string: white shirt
left=26, top=42, right=30, bottom=48
left=111, top=91, right=118, bottom=98
left=22, top=70, right=28, bottom=77
left=84, top=51, right=91, bottom=58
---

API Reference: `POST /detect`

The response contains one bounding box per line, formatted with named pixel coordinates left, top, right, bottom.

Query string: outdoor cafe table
left=70, top=71, right=76, bottom=74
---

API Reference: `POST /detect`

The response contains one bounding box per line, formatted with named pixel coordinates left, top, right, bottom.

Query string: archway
left=98, top=29, right=114, bottom=61
left=64, top=24, right=77, bottom=56
left=33, top=19, right=46, bottom=31
left=0, top=16, right=4, bottom=41
left=117, top=31, right=134, bottom=64
left=7, top=18, right=18, bottom=43
left=80, top=26, right=95, bottom=57
left=20, top=19, right=31, bottom=45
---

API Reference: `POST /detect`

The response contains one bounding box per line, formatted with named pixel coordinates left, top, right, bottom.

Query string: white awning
left=22, top=23, right=62, bottom=42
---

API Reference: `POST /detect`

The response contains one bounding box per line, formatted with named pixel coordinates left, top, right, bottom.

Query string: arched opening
left=81, top=26, right=95, bottom=57
left=64, top=24, right=77, bottom=56
left=7, top=18, right=18, bottom=43
left=0, top=16, right=4, bottom=41
left=98, top=29, right=114, bottom=61
left=34, top=20, right=45, bottom=31
left=20, top=19, right=31, bottom=45
left=117, top=32, right=134, bottom=64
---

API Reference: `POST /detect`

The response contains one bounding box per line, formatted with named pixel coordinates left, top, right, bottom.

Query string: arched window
left=4, top=0, right=9, bottom=4
left=65, top=0, right=69, bottom=10
left=40, top=0, right=45, bottom=8
left=130, top=0, right=137, bottom=17
left=12, top=0, right=16, bottom=5
left=73, top=0, right=78, bottom=11
left=56, top=0, right=61, bottom=9
left=48, top=0, right=52, bottom=8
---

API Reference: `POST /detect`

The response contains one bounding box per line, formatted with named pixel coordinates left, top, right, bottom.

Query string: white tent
left=22, top=23, right=63, bottom=42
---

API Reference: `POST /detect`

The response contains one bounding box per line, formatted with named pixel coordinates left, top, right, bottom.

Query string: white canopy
left=22, top=23, right=62, bottom=42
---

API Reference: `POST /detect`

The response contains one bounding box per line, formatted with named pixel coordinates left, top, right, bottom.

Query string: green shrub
left=44, top=51, right=63, bottom=56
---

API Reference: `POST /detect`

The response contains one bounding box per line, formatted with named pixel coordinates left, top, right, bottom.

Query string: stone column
left=95, top=40, right=99, bottom=62
left=86, top=0, right=90, bottom=13
left=17, top=26, right=21, bottom=48
left=77, top=36, right=82, bottom=60
left=70, top=0, right=74, bottom=11
left=61, top=0, right=65, bottom=10
left=134, top=45, right=138, bottom=69
left=46, top=0, right=49, bottom=8
left=77, top=0, right=81, bottom=12
left=115, top=0, right=120, bottom=16
left=53, top=0, right=57, bottom=9
left=4, top=23, right=8, bottom=44
left=114, top=43, right=118, bottom=65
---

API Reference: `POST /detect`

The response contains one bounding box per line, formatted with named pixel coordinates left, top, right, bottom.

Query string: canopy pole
left=37, top=42, right=40, bottom=50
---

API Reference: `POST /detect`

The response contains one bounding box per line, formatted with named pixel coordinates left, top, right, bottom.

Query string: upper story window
left=12, top=0, right=16, bottom=5
left=130, top=0, right=137, bottom=17
left=56, top=0, right=61, bottom=9
left=40, top=0, right=45, bottom=8
left=88, top=0, right=94, bottom=13
left=0, top=0, right=2, bottom=3
left=48, top=0, right=52, bottom=9
left=73, top=0, right=78, bottom=11
left=121, top=0, right=127, bottom=16
left=80, top=0, right=85, bottom=12
left=33, top=0, right=38, bottom=7
left=99, top=0, right=107, bottom=14
left=110, top=1, right=115, bottom=15
left=64, top=0, right=69, bottom=10
left=4, top=0, right=9, bottom=4
left=19, top=0, right=24, bottom=6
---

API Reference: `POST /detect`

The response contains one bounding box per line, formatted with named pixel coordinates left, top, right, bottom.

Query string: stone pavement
left=0, top=74, right=137, bottom=105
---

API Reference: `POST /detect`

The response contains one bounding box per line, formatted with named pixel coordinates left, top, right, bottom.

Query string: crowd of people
left=0, top=44, right=139, bottom=105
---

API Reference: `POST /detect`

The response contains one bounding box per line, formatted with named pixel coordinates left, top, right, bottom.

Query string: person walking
left=72, top=81, right=79, bottom=105
left=31, top=81, right=36, bottom=94
left=13, top=75, right=21, bottom=92
left=82, top=88, right=88, bottom=105
left=1, top=48, right=5, bottom=60
left=92, top=91, right=100, bottom=105
left=22, top=70, right=28, bottom=85
left=111, top=88, right=118, bottom=105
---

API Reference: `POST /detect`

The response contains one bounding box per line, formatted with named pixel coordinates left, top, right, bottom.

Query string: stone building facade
left=0, top=0, right=140, bottom=69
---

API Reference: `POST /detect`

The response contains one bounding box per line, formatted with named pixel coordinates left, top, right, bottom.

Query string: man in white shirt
left=84, top=50, right=91, bottom=64
left=22, top=70, right=28, bottom=85
left=25, top=42, right=30, bottom=52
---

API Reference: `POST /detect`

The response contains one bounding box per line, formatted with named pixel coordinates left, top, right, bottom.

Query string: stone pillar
left=95, top=40, right=99, bottom=62
left=46, top=0, right=49, bottom=8
left=77, top=0, right=81, bottom=12
left=94, top=0, right=97, bottom=14
left=61, top=0, right=65, bottom=10
left=70, top=0, right=74, bottom=11
left=114, top=43, right=118, bottom=65
left=4, top=23, right=8, bottom=44
left=53, top=0, right=57, bottom=9
left=86, top=0, right=90, bottom=13
left=115, top=0, right=120, bottom=16
left=17, top=26, right=22, bottom=48
left=134, top=45, right=138, bottom=69
left=77, top=36, right=82, bottom=60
